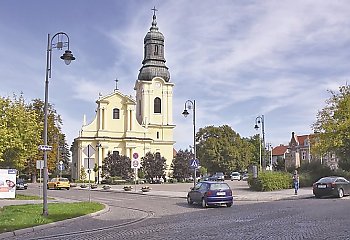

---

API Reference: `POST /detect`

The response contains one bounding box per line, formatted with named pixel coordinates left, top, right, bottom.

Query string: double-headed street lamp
left=182, top=100, right=197, bottom=187
left=254, top=115, right=265, bottom=171
left=42, top=32, right=75, bottom=216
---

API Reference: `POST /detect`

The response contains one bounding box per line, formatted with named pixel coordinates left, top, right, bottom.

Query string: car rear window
left=59, top=178, right=69, bottom=182
left=318, top=177, right=336, bottom=183
left=209, top=183, right=230, bottom=190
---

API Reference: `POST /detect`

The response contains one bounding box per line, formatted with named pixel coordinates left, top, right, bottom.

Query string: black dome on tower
left=138, top=8, right=170, bottom=82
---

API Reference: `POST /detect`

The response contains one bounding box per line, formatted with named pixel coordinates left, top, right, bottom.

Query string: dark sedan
left=187, top=181, right=233, bottom=208
left=313, top=176, right=350, bottom=198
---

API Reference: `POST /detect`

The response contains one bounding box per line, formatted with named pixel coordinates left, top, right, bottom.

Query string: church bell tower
left=135, top=8, right=174, bottom=128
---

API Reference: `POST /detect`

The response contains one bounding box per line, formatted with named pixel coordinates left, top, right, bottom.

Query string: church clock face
left=155, top=82, right=161, bottom=88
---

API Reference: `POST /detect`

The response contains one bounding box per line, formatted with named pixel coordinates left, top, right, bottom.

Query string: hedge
left=248, top=171, right=292, bottom=191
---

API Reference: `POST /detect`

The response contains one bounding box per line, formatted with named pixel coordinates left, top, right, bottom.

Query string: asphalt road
left=3, top=183, right=350, bottom=240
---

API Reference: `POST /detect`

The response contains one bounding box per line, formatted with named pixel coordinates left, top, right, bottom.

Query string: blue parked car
left=187, top=181, right=233, bottom=208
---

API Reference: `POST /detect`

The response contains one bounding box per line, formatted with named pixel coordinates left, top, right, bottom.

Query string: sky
left=1, top=0, right=350, bottom=152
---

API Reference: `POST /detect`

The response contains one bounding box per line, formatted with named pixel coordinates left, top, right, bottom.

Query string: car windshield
left=215, top=172, right=224, bottom=176
left=231, top=172, right=239, bottom=176
left=318, top=177, right=336, bottom=183
left=59, top=178, right=69, bottom=182
left=209, top=183, right=230, bottom=190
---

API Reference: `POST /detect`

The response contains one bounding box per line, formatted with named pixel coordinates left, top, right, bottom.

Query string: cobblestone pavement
left=1, top=182, right=348, bottom=239
left=4, top=192, right=350, bottom=240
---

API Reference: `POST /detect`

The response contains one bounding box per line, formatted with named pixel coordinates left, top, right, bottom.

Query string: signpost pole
left=88, top=146, right=91, bottom=203
left=39, top=167, right=42, bottom=199
left=134, top=168, right=137, bottom=192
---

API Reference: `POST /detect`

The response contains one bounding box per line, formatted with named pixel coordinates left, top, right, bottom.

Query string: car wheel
left=187, top=195, right=193, bottom=205
left=314, top=194, right=321, bottom=199
left=201, top=198, right=207, bottom=208
left=66, top=187, right=70, bottom=190
left=227, top=202, right=233, bottom=207
left=338, top=188, right=344, bottom=198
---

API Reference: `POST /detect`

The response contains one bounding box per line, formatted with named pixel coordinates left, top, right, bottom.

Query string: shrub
left=248, top=171, right=292, bottom=191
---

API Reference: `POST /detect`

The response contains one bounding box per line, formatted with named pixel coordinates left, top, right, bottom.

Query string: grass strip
left=0, top=202, right=104, bottom=233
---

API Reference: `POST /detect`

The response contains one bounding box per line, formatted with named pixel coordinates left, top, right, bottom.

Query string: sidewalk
left=75, top=182, right=314, bottom=202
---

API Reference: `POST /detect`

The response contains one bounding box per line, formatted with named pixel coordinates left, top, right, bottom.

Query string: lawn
left=0, top=202, right=104, bottom=233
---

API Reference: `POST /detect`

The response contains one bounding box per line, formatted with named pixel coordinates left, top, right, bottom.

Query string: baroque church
left=71, top=10, right=175, bottom=181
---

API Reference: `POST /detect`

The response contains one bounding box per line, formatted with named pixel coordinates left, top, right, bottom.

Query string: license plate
left=318, top=185, right=326, bottom=189
left=217, top=192, right=226, bottom=196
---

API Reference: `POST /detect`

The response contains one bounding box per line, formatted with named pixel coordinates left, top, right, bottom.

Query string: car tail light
left=207, top=191, right=213, bottom=196
left=331, top=183, right=336, bottom=188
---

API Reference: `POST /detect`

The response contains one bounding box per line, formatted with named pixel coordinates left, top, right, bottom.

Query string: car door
left=189, top=183, right=202, bottom=202
left=343, top=178, right=350, bottom=194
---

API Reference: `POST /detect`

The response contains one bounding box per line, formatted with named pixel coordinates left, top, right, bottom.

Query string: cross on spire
left=115, top=78, right=119, bottom=91
left=151, top=6, right=158, bottom=16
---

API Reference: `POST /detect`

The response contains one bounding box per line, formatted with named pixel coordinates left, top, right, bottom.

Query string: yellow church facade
left=71, top=10, right=175, bottom=181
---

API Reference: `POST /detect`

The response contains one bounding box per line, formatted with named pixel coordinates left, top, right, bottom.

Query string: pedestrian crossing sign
left=190, top=159, right=199, bottom=168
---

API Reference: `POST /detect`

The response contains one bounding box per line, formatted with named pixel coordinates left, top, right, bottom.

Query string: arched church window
left=154, top=97, right=161, bottom=113
left=154, top=45, right=159, bottom=55
left=113, top=108, right=120, bottom=119
left=138, top=100, right=141, bottom=116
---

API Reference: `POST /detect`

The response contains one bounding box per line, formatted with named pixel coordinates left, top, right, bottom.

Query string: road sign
left=133, top=152, right=139, bottom=159
left=190, top=159, right=199, bottom=169
left=131, top=159, right=141, bottom=169
left=84, top=158, right=95, bottom=170
left=36, top=160, right=44, bottom=170
left=58, top=164, right=64, bottom=171
left=83, top=144, right=95, bottom=158
left=38, top=145, right=52, bottom=151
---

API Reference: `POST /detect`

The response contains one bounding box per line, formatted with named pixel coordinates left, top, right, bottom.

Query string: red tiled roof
left=297, top=135, right=308, bottom=146
left=272, top=145, right=288, bottom=156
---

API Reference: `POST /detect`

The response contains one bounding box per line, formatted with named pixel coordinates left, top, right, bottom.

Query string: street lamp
left=254, top=115, right=265, bottom=171
left=42, top=32, right=75, bottom=216
left=267, top=143, right=273, bottom=170
left=182, top=100, right=197, bottom=187
left=96, top=143, right=102, bottom=184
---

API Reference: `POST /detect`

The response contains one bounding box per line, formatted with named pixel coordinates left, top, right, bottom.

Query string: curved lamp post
left=42, top=32, right=75, bottom=216
left=182, top=100, right=197, bottom=187
left=254, top=115, right=265, bottom=171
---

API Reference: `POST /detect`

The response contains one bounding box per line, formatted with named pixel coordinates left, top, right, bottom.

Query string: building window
left=157, top=132, right=159, bottom=139
left=154, top=97, right=161, bottom=113
left=302, top=151, right=306, bottom=160
left=154, top=45, right=159, bottom=55
left=138, top=100, right=141, bottom=116
left=113, top=108, right=120, bottom=119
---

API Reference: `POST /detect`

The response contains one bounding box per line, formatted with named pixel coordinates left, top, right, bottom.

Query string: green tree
left=0, top=94, right=41, bottom=171
left=80, top=166, right=87, bottom=181
left=141, top=152, right=166, bottom=182
left=171, top=149, right=193, bottom=181
left=102, top=152, right=132, bottom=179
left=273, top=156, right=285, bottom=171
left=196, top=125, right=255, bottom=174
left=312, top=85, right=350, bottom=171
